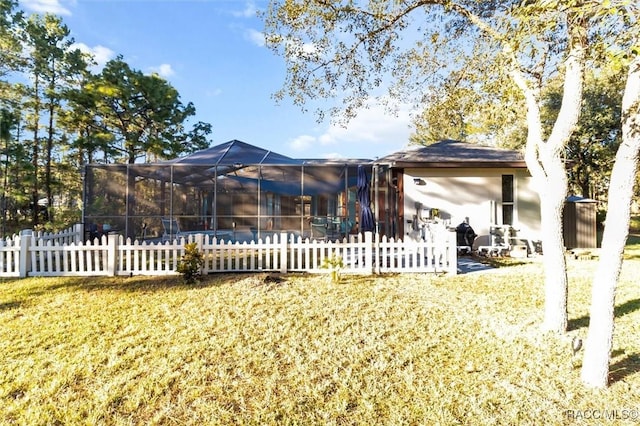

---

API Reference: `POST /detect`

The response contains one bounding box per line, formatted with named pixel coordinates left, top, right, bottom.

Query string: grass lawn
left=626, top=235, right=640, bottom=260
left=1, top=254, right=639, bottom=424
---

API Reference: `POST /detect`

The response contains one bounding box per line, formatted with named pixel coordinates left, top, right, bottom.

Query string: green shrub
left=321, top=252, right=344, bottom=283
left=176, top=242, right=204, bottom=283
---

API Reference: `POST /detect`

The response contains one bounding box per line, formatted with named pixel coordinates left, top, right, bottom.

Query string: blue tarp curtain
left=357, top=165, right=375, bottom=232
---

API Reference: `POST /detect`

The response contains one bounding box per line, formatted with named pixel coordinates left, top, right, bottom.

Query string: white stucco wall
left=402, top=168, right=541, bottom=243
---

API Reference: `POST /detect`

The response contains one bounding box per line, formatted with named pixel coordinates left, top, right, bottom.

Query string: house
left=83, top=139, right=541, bottom=248
left=374, top=140, right=541, bottom=248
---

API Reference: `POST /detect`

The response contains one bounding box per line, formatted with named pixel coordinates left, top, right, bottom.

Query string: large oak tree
left=264, top=0, right=596, bottom=333
left=265, top=0, right=638, bottom=388
left=582, top=32, right=639, bottom=388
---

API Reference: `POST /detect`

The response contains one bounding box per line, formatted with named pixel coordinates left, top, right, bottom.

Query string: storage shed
left=563, top=195, right=598, bottom=249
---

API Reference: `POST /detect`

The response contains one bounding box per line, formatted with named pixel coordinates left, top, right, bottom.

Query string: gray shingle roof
left=375, top=139, right=527, bottom=168
left=166, top=139, right=301, bottom=166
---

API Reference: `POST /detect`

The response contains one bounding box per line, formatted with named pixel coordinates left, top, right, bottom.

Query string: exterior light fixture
left=413, top=178, right=426, bottom=186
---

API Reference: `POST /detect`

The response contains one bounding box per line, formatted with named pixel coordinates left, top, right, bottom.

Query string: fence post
left=196, top=234, right=205, bottom=276
left=364, top=231, right=373, bottom=275
left=107, top=233, right=119, bottom=276
left=74, top=223, right=84, bottom=244
left=447, top=230, right=458, bottom=275
left=374, top=232, right=381, bottom=274
left=196, top=233, right=204, bottom=251
left=19, top=229, right=32, bottom=278
left=280, top=232, right=288, bottom=273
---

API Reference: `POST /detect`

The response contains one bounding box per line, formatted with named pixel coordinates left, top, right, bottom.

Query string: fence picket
left=0, top=236, right=19, bottom=276
left=1, top=225, right=457, bottom=278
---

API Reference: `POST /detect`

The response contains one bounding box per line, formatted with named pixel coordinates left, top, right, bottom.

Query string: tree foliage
left=0, top=0, right=23, bottom=80
left=411, top=63, right=625, bottom=201
left=408, top=48, right=525, bottom=147
left=563, top=68, right=624, bottom=200
left=84, top=57, right=208, bottom=164
left=0, top=5, right=213, bottom=234
left=21, top=14, right=89, bottom=223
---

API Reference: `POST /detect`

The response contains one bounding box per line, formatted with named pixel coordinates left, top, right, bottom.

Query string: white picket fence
left=0, top=225, right=457, bottom=278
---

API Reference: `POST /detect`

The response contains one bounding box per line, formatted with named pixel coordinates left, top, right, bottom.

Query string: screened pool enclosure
left=83, top=140, right=393, bottom=242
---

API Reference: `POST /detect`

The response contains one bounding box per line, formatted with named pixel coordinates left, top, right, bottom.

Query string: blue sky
left=18, top=0, right=415, bottom=160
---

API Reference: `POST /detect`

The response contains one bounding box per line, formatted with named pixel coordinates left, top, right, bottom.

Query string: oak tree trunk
left=539, top=168, right=569, bottom=332
left=581, top=52, right=640, bottom=388
left=512, top=17, right=586, bottom=333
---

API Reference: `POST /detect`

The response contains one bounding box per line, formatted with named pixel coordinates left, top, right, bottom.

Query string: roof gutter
left=379, top=161, right=529, bottom=168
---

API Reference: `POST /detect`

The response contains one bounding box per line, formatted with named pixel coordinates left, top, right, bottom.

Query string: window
left=502, top=174, right=514, bottom=225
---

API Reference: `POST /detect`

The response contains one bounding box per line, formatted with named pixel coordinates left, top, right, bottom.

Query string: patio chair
left=339, top=218, right=355, bottom=237
left=477, top=224, right=512, bottom=257
left=161, top=217, right=184, bottom=240
left=310, top=222, right=328, bottom=241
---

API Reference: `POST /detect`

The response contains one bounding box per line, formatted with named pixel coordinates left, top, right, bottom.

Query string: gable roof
left=375, top=139, right=527, bottom=168
left=166, top=139, right=375, bottom=166
left=166, top=139, right=302, bottom=166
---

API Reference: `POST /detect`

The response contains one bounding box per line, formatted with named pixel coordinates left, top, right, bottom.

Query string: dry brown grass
left=0, top=256, right=639, bottom=425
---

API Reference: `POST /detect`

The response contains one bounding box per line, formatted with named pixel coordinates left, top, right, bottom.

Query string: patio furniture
left=311, top=222, right=328, bottom=241
left=161, top=218, right=233, bottom=241
left=309, top=217, right=354, bottom=241
left=339, top=218, right=355, bottom=237
left=161, top=218, right=184, bottom=240
left=476, top=225, right=509, bottom=256
left=326, top=217, right=342, bottom=239
left=86, top=222, right=120, bottom=241
left=476, top=224, right=537, bottom=257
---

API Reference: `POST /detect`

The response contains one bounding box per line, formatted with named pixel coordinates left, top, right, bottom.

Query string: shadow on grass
left=49, top=273, right=251, bottom=293
left=568, top=298, right=640, bottom=331
left=469, top=255, right=530, bottom=268
left=2, top=274, right=258, bottom=306
left=627, top=234, right=640, bottom=245
left=609, top=353, right=640, bottom=384
left=0, top=300, right=23, bottom=311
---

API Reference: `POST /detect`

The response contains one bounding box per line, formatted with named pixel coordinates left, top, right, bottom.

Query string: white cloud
left=319, top=152, right=345, bottom=160
left=289, top=99, right=414, bottom=158
left=151, top=63, right=175, bottom=78
left=245, top=29, right=265, bottom=47
left=206, top=88, right=223, bottom=97
left=20, top=0, right=72, bottom=16
left=91, top=45, right=115, bottom=67
left=72, top=43, right=115, bottom=70
left=289, top=135, right=315, bottom=152
left=232, top=2, right=257, bottom=18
